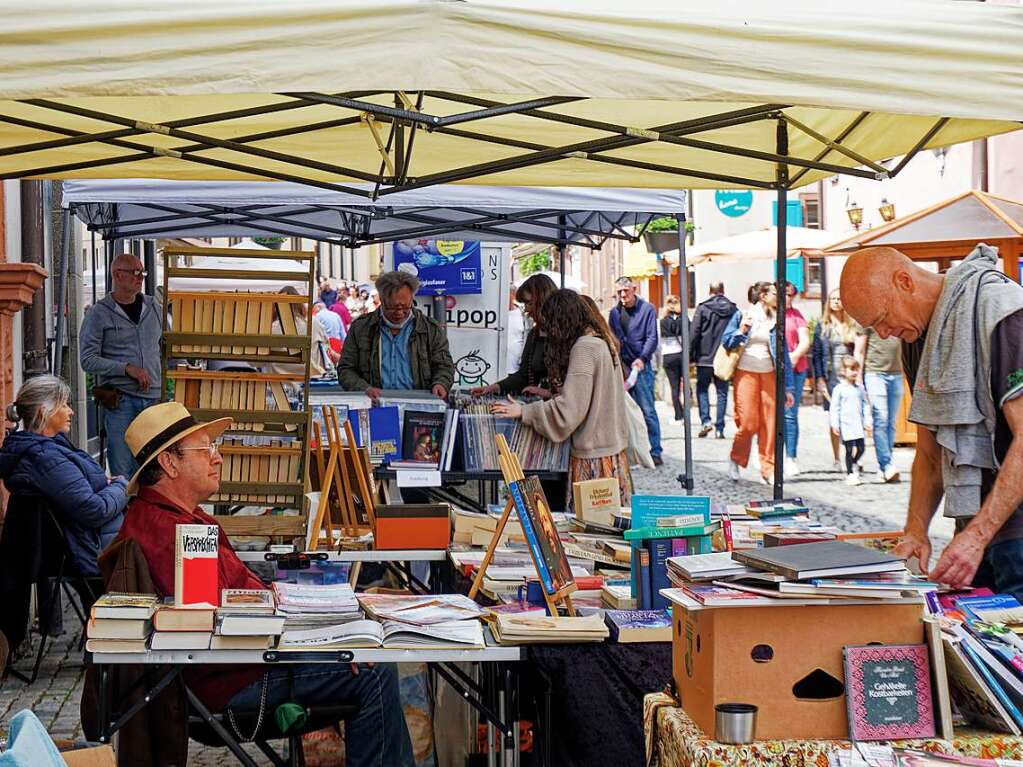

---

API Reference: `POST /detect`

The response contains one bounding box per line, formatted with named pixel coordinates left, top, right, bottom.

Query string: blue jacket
left=608, top=297, right=659, bottom=366
left=0, top=431, right=127, bottom=577
left=720, top=310, right=796, bottom=394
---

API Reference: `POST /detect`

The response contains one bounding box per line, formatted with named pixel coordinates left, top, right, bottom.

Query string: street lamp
left=878, top=198, right=896, bottom=223
left=846, top=202, right=864, bottom=230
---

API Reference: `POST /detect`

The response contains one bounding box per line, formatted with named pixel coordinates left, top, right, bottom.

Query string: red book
left=175, top=524, right=219, bottom=609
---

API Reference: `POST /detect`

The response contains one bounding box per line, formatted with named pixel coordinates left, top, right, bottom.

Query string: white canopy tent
left=13, top=0, right=1023, bottom=497
left=686, top=227, right=846, bottom=265
left=61, top=180, right=686, bottom=249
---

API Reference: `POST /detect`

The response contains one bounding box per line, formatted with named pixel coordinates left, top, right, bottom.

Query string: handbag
left=712, top=343, right=743, bottom=382
left=91, top=385, right=121, bottom=411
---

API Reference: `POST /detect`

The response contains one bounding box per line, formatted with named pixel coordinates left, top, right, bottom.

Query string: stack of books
left=491, top=612, right=609, bottom=644
left=151, top=601, right=216, bottom=650
left=662, top=541, right=928, bottom=609
left=85, top=593, right=160, bottom=653
left=213, top=588, right=285, bottom=650
left=272, top=582, right=363, bottom=631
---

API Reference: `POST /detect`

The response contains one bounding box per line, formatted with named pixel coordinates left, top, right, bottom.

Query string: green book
left=623, top=520, right=720, bottom=541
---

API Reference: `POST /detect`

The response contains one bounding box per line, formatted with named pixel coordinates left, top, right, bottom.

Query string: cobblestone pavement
left=1, top=399, right=948, bottom=764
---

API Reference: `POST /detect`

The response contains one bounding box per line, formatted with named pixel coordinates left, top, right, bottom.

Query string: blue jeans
left=783, top=370, right=809, bottom=459
left=974, top=538, right=1023, bottom=603
left=629, top=364, right=662, bottom=458
left=103, top=393, right=157, bottom=479
left=864, top=372, right=903, bottom=472
left=695, top=366, right=729, bottom=433
left=226, top=663, right=414, bottom=767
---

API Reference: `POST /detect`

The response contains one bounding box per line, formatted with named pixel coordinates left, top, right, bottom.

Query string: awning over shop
left=61, top=180, right=686, bottom=248
left=1, top=1, right=1020, bottom=195
left=688, top=226, right=845, bottom=264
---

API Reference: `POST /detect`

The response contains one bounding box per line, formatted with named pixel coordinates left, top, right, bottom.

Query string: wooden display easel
left=310, top=406, right=379, bottom=549
left=468, top=435, right=576, bottom=617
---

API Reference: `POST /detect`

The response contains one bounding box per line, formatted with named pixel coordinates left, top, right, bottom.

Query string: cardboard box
left=672, top=602, right=924, bottom=740
left=374, top=504, right=450, bottom=550
left=62, top=745, right=116, bottom=767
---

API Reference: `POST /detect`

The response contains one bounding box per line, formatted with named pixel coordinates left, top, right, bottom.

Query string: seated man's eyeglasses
left=176, top=442, right=220, bottom=459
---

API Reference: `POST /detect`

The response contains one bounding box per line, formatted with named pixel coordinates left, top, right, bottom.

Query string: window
left=799, top=192, right=821, bottom=229
left=804, top=258, right=823, bottom=299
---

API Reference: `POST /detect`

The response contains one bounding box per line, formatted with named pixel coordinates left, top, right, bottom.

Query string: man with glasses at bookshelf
left=80, top=253, right=163, bottom=479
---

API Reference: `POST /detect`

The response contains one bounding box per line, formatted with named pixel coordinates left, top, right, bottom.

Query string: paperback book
left=843, top=644, right=936, bottom=740
left=174, top=524, right=219, bottom=609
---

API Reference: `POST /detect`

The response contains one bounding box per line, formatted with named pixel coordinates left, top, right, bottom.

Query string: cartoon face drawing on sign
left=455, top=350, right=491, bottom=387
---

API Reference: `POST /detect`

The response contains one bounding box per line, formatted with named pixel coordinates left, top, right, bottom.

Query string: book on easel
left=469, top=434, right=576, bottom=617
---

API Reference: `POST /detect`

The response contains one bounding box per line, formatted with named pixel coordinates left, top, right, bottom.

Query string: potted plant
left=643, top=217, right=695, bottom=253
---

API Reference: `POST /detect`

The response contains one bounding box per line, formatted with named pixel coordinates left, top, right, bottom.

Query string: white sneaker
left=883, top=466, right=902, bottom=483
left=845, top=473, right=861, bottom=486
left=729, top=460, right=741, bottom=482
left=876, top=470, right=886, bottom=484
left=758, top=474, right=770, bottom=486
left=832, top=460, right=842, bottom=473
left=785, top=459, right=800, bottom=477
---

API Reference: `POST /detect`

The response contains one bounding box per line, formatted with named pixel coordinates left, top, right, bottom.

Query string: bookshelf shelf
left=160, top=245, right=316, bottom=512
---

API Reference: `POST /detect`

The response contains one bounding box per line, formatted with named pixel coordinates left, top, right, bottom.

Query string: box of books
left=672, top=601, right=923, bottom=740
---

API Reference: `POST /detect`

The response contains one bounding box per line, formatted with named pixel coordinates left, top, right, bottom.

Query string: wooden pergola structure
left=824, top=190, right=1023, bottom=282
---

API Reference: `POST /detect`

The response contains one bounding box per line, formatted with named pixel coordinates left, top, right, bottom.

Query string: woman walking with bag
left=720, top=282, right=795, bottom=484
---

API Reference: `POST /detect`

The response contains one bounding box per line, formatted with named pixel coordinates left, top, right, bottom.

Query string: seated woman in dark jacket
left=0, top=375, right=127, bottom=577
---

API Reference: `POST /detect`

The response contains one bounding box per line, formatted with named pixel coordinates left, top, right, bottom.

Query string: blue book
left=509, top=480, right=554, bottom=594
left=645, top=539, right=673, bottom=611
left=956, top=594, right=1023, bottom=624
left=631, top=496, right=710, bottom=530
left=639, top=549, right=652, bottom=610
left=960, top=639, right=1023, bottom=730
left=605, top=610, right=672, bottom=643
left=367, top=406, right=400, bottom=463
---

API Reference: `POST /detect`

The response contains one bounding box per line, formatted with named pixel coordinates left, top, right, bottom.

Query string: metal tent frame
left=21, top=90, right=1006, bottom=498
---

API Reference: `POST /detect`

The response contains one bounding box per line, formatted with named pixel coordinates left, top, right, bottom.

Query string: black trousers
left=844, top=438, right=865, bottom=474
left=661, top=353, right=686, bottom=421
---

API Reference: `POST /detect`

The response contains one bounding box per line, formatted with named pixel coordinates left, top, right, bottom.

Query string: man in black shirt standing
left=841, top=245, right=1023, bottom=599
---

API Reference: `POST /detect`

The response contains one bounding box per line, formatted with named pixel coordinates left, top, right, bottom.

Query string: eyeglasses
left=115, top=268, right=147, bottom=278
left=382, top=303, right=412, bottom=314
left=176, top=443, right=220, bottom=459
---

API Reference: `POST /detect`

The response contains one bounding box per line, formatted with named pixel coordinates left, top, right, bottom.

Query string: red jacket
left=330, top=302, right=352, bottom=331
left=115, top=486, right=264, bottom=711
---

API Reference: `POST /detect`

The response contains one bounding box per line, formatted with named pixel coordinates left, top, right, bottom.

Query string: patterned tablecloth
left=644, top=693, right=1023, bottom=767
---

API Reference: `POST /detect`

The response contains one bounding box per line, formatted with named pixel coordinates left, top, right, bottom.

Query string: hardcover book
left=572, top=478, right=621, bottom=525
left=843, top=644, right=935, bottom=741
left=605, top=609, right=671, bottom=643
left=630, top=495, right=710, bottom=530
left=510, top=475, right=574, bottom=596
left=401, top=410, right=446, bottom=464
left=174, top=524, right=219, bottom=609
left=732, top=540, right=904, bottom=580
left=368, top=406, right=401, bottom=463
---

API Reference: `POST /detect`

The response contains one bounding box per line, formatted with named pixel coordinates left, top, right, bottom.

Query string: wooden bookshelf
left=160, top=246, right=316, bottom=511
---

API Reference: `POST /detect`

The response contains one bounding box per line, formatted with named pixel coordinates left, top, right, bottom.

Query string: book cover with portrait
left=510, top=476, right=574, bottom=595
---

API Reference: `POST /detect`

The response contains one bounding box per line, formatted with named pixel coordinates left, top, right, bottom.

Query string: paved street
left=0, top=399, right=944, bottom=764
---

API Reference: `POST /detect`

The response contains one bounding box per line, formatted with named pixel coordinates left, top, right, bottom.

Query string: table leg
left=185, top=687, right=262, bottom=767
left=98, top=665, right=109, bottom=744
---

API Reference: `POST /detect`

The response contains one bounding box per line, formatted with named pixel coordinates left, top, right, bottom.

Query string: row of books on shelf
left=87, top=588, right=493, bottom=652
left=307, top=391, right=568, bottom=472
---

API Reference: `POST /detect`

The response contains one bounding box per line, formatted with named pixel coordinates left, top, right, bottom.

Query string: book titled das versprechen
left=175, top=524, right=219, bottom=609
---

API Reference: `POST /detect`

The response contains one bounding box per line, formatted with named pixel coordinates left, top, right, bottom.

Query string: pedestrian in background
left=811, top=288, right=859, bottom=470
left=608, top=277, right=663, bottom=466
left=721, top=282, right=795, bottom=484
left=318, top=278, right=338, bottom=309
left=79, top=253, right=162, bottom=479
left=690, top=281, right=736, bottom=438
left=659, top=295, right=688, bottom=422
left=783, top=281, right=811, bottom=476
left=829, top=357, right=872, bottom=486
left=855, top=325, right=904, bottom=483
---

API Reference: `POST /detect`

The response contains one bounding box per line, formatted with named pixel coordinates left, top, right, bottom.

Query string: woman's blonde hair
left=5, top=375, right=70, bottom=434
left=822, top=289, right=856, bottom=342
left=661, top=295, right=682, bottom=318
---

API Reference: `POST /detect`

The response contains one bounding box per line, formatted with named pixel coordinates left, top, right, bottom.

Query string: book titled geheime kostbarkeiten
left=844, top=644, right=935, bottom=740
left=175, top=524, right=219, bottom=609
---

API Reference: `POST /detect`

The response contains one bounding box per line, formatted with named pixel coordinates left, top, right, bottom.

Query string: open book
left=278, top=618, right=485, bottom=650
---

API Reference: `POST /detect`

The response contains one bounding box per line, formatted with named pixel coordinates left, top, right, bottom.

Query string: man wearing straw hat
left=113, top=402, right=413, bottom=765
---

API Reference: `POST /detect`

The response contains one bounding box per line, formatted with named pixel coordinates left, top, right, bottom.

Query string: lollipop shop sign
left=393, top=239, right=483, bottom=295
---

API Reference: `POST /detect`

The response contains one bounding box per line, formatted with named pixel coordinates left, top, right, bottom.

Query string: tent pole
left=774, top=120, right=789, bottom=500
left=558, top=215, right=567, bottom=289
left=675, top=212, right=694, bottom=495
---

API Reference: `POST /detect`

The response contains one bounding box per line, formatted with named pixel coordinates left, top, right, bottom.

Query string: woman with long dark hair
left=491, top=289, right=632, bottom=507
left=473, top=273, right=558, bottom=397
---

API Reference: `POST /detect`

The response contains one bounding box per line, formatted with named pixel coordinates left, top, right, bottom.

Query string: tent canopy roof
left=1, top=1, right=1021, bottom=193
left=62, top=179, right=686, bottom=248
left=688, top=226, right=845, bottom=264
left=825, top=191, right=1023, bottom=253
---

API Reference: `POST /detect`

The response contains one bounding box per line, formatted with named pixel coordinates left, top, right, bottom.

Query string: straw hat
left=125, top=402, right=232, bottom=494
